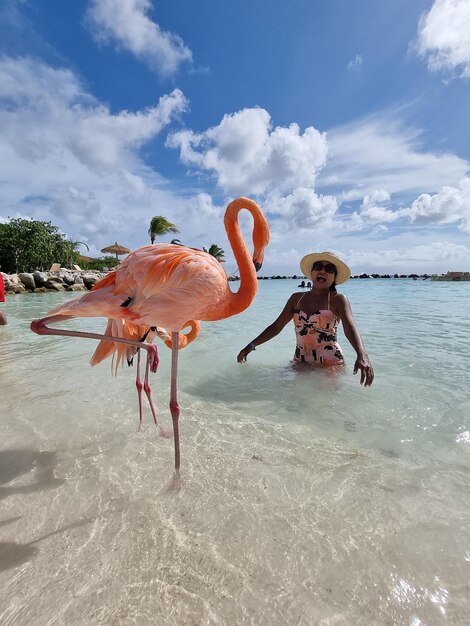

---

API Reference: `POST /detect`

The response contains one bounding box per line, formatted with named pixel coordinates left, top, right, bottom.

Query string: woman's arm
left=237, top=293, right=299, bottom=363
left=335, top=294, right=374, bottom=386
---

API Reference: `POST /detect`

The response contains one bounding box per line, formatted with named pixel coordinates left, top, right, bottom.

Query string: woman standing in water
left=237, top=252, right=374, bottom=386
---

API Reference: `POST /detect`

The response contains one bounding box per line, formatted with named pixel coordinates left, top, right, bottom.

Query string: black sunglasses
left=312, top=261, right=336, bottom=273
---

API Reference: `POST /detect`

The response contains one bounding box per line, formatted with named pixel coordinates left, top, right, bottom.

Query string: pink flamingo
left=31, top=197, right=270, bottom=478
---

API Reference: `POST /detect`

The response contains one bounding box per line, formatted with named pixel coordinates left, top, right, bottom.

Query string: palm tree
left=148, top=216, right=179, bottom=244
left=203, top=243, right=225, bottom=263
left=73, top=241, right=90, bottom=253
left=66, top=239, right=89, bottom=268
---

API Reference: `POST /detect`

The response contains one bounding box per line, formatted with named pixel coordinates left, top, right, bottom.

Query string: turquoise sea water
left=1, top=279, right=469, bottom=625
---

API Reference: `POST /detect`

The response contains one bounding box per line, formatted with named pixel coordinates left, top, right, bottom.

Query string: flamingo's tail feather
left=89, top=319, right=117, bottom=366
left=90, top=319, right=144, bottom=374
left=89, top=318, right=200, bottom=374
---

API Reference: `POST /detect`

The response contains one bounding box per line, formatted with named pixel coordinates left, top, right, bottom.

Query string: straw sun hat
left=300, top=251, right=351, bottom=285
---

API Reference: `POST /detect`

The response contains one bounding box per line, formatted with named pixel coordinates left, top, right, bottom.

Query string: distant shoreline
left=255, top=273, right=431, bottom=280
left=3, top=270, right=469, bottom=295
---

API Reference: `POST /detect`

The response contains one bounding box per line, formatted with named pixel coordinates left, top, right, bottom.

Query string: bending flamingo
left=31, top=197, right=270, bottom=477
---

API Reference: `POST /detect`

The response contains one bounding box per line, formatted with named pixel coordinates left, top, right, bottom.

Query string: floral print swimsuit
left=293, top=293, right=345, bottom=367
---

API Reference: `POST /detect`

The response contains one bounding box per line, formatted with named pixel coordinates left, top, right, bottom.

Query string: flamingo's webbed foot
left=142, top=353, right=173, bottom=439
left=157, top=427, right=174, bottom=439
left=167, top=470, right=182, bottom=492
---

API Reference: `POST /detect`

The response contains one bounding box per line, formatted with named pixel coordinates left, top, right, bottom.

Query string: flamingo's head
left=31, top=319, right=44, bottom=335
left=224, top=196, right=270, bottom=273
left=252, top=211, right=270, bottom=272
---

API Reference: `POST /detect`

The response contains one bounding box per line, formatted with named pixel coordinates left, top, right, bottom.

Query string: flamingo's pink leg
left=135, top=349, right=144, bottom=430
left=170, top=332, right=181, bottom=474
left=142, top=350, right=173, bottom=439
left=32, top=315, right=179, bottom=471
left=31, top=315, right=160, bottom=428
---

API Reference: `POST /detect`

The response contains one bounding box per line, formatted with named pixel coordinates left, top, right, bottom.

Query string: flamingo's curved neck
left=219, top=199, right=259, bottom=319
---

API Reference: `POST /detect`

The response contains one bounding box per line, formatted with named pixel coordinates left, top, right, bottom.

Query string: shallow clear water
left=1, top=280, right=469, bottom=625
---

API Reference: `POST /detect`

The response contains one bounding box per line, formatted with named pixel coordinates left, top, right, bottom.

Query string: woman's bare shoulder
left=292, top=291, right=305, bottom=302
left=330, top=292, right=349, bottom=314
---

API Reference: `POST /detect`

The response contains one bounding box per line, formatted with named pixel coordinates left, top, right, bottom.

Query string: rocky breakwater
left=1, top=269, right=107, bottom=294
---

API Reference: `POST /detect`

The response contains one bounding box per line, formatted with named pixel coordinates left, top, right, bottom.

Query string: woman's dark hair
left=330, top=267, right=338, bottom=292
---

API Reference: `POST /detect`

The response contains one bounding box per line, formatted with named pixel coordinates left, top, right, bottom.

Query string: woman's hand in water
left=353, top=353, right=374, bottom=387
left=237, top=343, right=256, bottom=363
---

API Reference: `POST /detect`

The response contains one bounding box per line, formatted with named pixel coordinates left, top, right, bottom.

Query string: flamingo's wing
left=116, top=245, right=228, bottom=329
left=41, top=244, right=223, bottom=332
left=44, top=271, right=137, bottom=321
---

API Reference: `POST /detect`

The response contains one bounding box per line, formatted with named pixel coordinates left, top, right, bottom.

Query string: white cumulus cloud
left=0, top=56, right=194, bottom=251
left=416, top=0, right=470, bottom=77
left=359, top=190, right=400, bottom=223
left=69, top=89, right=188, bottom=171
left=319, top=113, right=469, bottom=200
left=265, top=188, right=338, bottom=230
left=406, top=177, right=470, bottom=230
left=86, top=0, right=192, bottom=76
left=0, top=57, right=188, bottom=173
left=167, top=107, right=328, bottom=196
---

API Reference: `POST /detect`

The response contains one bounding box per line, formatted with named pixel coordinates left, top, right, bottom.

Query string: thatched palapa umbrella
left=101, top=242, right=131, bottom=261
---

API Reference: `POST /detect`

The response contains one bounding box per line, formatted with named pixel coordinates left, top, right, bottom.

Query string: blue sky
left=1, top=0, right=469, bottom=275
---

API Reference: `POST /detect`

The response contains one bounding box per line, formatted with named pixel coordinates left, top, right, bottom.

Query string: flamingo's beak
left=251, top=208, right=269, bottom=272
left=252, top=243, right=267, bottom=272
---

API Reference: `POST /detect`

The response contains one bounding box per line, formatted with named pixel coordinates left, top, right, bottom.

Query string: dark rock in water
left=18, top=272, right=36, bottom=290
left=44, top=275, right=63, bottom=284
left=33, top=271, right=49, bottom=287
left=82, top=273, right=100, bottom=289
left=43, top=279, right=65, bottom=291
left=66, top=284, right=86, bottom=291
left=59, top=270, right=75, bottom=286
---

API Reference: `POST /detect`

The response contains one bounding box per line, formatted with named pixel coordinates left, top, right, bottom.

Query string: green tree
left=203, top=243, right=225, bottom=262
left=148, top=216, right=179, bottom=244
left=0, top=218, right=77, bottom=273
left=79, top=256, right=119, bottom=271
